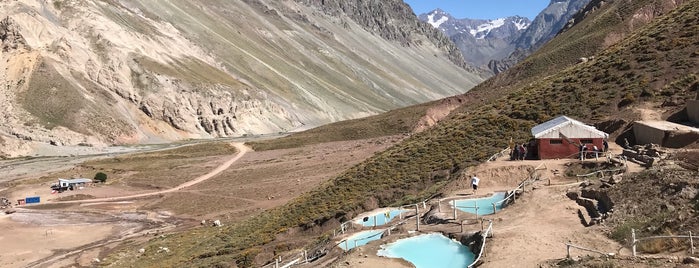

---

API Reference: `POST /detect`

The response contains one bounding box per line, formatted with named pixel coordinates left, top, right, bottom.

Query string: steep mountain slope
left=482, top=0, right=686, bottom=91
left=109, top=0, right=698, bottom=267
left=419, top=9, right=531, bottom=66
left=488, top=0, right=591, bottom=73
left=0, top=0, right=484, bottom=157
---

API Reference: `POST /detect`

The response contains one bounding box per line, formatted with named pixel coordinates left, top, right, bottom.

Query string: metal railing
left=262, top=196, right=435, bottom=267
left=487, top=148, right=510, bottom=162
left=631, top=229, right=696, bottom=257
left=468, top=220, right=493, bottom=268
left=565, top=242, right=614, bottom=258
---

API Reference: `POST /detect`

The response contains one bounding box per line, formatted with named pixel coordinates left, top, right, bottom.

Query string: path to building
left=52, top=142, right=250, bottom=204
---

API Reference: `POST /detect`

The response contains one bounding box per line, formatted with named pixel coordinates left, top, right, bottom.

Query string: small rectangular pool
left=355, top=209, right=409, bottom=227
left=452, top=192, right=507, bottom=215
left=338, top=229, right=385, bottom=251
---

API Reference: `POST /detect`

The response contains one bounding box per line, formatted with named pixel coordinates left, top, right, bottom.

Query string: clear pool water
left=377, top=233, right=475, bottom=268
left=357, top=209, right=408, bottom=227
left=452, top=192, right=507, bottom=215
left=339, top=229, right=385, bottom=251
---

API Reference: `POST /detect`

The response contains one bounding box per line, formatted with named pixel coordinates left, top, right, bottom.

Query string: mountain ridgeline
left=111, top=0, right=698, bottom=267
left=0, top=0, right=484, bottom=157
left=419, top=9, right=531, bottom=66
left=419, top=0, right=592, bottom=73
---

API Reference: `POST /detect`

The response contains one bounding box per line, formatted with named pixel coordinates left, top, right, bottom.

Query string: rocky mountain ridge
left=0, top=0, right=485, bottom=157
left=488, top=0, right=592, bottom=73
left=419, top=9, right=531, bottom=66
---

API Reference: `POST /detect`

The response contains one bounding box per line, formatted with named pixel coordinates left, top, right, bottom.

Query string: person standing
left=520, top=143, right=527, bottom=160
left=471, top=175, right=480, bottom=195
left=603, top=139, right=609, bottom=152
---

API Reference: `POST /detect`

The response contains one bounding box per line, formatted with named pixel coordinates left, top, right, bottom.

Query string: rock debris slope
left=0, top=0, right=484, bottom=157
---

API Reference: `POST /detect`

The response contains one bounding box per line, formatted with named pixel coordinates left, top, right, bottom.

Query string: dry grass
left=83, top=142, right=238, bottom=189
left=18, top=142, right=238, bottom=192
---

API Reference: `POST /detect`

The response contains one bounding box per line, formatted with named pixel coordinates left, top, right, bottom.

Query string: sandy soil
left=0, top=136, right=403, bottom=267
left=0, top=215, right=114, bottom=267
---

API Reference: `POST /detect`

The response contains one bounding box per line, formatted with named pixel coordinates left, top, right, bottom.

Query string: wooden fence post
left=416, top=204, right=420, bottom=231
left=632, top=229, right=637, bottom=257
left=475, top=202, right=479, bottom=220
left=453, top=203, right=457, bottom=220
left=691, top=231, right=695, bottom=255
left=438, top=200, right=441, bottom=212
left=374, top=215, right=377, bottom=227
left=492, top=203, right=496, bottom=214
left=566, top=244, right=571, bottom=259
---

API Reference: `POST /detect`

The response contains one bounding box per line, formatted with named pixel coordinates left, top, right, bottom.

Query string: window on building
left=549, top=139, right=563, bottom=144
left=580, top=139, right=593, bottom=144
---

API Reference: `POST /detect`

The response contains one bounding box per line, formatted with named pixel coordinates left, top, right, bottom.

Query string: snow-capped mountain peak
left=420, top=10, right=531, bottom=40
left=426, top=9, right=451, bottom=28
left=470, top=18, right=506, bottom=39
left=417, top=10, right=532, bottom=66
left=469, top=16, right=531, bottom=39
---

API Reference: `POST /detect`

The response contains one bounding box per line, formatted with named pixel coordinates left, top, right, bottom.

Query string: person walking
left=471, top=174, right=480, bottom=195
left=519, top=143, right=527, bottom=160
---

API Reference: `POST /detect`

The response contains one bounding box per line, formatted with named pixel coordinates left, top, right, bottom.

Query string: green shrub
left=94, top=172, right=108, bottom=183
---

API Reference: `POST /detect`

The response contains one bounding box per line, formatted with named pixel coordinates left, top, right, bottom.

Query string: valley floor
left=0, top=136, right=402, bottom=267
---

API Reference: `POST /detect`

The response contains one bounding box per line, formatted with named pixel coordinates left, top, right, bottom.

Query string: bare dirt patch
left=146, top=136, right=402, bottom=220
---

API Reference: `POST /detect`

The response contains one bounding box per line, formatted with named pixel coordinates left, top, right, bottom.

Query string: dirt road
left=52, top=142, right=250, bottom=204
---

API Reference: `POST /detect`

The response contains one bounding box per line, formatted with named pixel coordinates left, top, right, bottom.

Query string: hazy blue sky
left=404, top=0, right=550, bottom=20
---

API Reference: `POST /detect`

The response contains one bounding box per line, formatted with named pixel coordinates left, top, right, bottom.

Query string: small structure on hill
left=51, top=178, right=93, bottom=192
left=531, top=116, right=609, bottom=159
left=633, top=121, right=699, bottom=148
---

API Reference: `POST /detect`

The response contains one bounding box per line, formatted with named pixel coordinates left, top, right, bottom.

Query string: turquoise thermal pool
left=357, top=209, right=408, bottom=227
left=339, top=229, right=385, bottom=251
left=452, top=192, right=507, bottom=215
left=377, top=233, right=475, bottom=268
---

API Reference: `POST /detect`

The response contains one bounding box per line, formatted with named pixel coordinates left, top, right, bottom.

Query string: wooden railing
left=468, top=220, right=494, bottom=268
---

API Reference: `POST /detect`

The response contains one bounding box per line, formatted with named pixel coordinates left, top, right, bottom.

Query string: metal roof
left=531, top=116, right=608, bottom=139
left=58, top=178, right=93, bottom=184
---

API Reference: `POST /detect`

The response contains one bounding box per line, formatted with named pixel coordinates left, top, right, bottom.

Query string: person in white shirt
left=471, top=175, right=480, bottom=195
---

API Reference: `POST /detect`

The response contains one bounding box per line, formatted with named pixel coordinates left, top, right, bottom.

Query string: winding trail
left=53, top=142, right=250, bottom=204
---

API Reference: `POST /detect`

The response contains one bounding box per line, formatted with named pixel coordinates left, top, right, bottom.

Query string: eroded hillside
left=0, top=0, right=485, bottom=157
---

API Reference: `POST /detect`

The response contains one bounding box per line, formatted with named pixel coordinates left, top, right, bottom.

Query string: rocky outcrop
left=567, top=184, right=614, bottom=226
left=294, top=0, right=472, bottom=70
left=0, top=17, right=26, bottom=52
left=488, top=0, right=591, bottom=73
